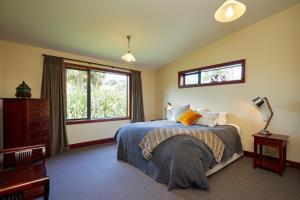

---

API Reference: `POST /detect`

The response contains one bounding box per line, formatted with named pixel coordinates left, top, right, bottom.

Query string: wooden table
left=0, top=163, right=50, bottom=199
left=252, top=133, right=289, bottom=176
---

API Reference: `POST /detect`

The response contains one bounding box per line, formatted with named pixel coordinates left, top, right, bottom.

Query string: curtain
left=41, top=55, right=68, bottom=154
left=131, top=71, right=145, bottom=122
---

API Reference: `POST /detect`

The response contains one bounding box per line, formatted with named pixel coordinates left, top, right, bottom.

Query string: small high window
left=178, top=59, right=245, bottom=88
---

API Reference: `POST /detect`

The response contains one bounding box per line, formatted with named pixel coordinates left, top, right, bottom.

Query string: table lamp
left=164, top=102, right=172, bottom=120
left=252, top=97, right=273, bottom=135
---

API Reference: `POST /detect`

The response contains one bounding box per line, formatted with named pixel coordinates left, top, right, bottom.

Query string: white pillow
left=170, top=104, right=190, bottom=122
left=195, top=109, right=227, bottom=125
left=217, top=112, right=227, bottom=125
left=195, top=108, right=209, bottom=112
left=195, top=111, right=219, bottom=127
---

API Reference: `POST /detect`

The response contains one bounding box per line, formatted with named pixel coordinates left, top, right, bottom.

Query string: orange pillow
left=177, top=109, right=202, bottom=126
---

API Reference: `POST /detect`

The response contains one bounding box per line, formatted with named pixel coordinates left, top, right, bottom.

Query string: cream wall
left=0, top=40, right=156, bottom=144
left=156, top=4, right=300, bottom=162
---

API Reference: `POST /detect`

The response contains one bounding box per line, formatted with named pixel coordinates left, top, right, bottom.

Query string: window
left=178, top=59, right=245, bottom=88
left=184, top=72, right=199, bottom=85
left=66, top=63, right=130, bottom=124
left=66, top=68, right=88, bottom=119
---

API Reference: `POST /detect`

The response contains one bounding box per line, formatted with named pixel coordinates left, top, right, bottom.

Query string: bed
left=115, top=120, right=243, bottom=190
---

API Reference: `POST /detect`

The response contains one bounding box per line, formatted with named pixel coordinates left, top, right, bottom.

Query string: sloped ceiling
left=0, top=0, right=299, bottom=68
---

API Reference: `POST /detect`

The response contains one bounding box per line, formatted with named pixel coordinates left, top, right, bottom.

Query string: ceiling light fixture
left=122, top=35, right=136, bottom=62
left=214, top=0, right=246, bottom=22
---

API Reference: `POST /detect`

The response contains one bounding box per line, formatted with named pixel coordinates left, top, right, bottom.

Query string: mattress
left=206, top=152, right=243, bottom=176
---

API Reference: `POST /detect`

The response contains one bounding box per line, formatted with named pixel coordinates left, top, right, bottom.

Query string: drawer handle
left=39, top=122, right=42, bottom=126
left=39, top=132, right=42, bottom=135
left=39, top=113, right=42, bottom=116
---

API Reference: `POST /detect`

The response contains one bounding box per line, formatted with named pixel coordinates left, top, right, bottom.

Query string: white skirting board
left=206, top=152, right=244, bottom=177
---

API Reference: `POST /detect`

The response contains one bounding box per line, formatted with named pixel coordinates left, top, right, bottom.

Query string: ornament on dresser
left=15, top=81, right=32, bottom=98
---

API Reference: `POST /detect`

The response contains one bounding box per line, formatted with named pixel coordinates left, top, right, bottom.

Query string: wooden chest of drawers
left=2, top=98, right=51, bottom=157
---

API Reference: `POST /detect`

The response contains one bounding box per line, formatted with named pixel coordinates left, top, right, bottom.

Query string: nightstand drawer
left=255, top=137, right=282, bottom=147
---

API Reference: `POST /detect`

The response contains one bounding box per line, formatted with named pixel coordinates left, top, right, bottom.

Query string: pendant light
left=214, top=0, right=246, bottom=22
left=122, top=35, right=136, bottom=62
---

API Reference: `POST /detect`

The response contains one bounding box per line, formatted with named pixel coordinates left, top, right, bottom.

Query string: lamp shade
left=122, top=51, right=136, bottom=62
left=165, top=102, right=173, bottom=110
left=214, top=0, right=246, bottom=22
left=252, top=97, right=265, bottom=107
left=252, top=97, right=273, bottom=135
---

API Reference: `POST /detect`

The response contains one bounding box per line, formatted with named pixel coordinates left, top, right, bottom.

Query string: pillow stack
left=167, top=104, right=227, bottom=127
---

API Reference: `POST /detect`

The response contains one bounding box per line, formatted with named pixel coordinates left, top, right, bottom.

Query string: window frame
left=64, top=63, right=131, bottom=125
left=178, top=59, right=246, bottom=88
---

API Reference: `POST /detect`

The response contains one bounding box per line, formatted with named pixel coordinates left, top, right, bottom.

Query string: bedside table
left=252, top=133, right=289, bottom=176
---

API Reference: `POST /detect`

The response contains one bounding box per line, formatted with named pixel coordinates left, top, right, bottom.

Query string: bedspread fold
left=139, top=128, right=225, bottom=163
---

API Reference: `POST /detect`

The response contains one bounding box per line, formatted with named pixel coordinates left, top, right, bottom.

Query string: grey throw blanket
left=139, top=128, right=225, bottom=163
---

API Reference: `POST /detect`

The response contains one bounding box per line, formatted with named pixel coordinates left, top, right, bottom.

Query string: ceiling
left=0, top=0, right=299, bottom=68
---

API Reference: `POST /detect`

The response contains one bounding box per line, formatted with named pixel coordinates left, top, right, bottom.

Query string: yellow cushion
left=177, top=109, right=202, bottom=126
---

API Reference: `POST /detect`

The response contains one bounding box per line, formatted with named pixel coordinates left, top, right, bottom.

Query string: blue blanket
left=115, top=121, right=243, bottom=190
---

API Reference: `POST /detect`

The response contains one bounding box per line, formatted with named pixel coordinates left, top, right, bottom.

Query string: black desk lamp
left=252, top=97, right=273, bottom=135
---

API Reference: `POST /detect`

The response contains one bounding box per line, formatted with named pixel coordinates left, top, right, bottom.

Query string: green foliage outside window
left=91, top=71, right=128, bottom=118
left=66, top=67, right=128, bottom=120
left=67, top=69, right=87, bottom=119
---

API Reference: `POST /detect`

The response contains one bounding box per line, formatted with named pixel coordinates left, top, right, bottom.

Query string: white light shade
left=215, top=0, right=246, bottom=22
left=122, top=51, right=136, bottom=62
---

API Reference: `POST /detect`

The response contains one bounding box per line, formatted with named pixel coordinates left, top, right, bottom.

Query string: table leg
left=279, top=145, right=283, bottom=176
left=283, top=144, right=287, bottom=169
left=253, top=140, right=257, bottom=169
left=44, top=178, right=50, bottom=200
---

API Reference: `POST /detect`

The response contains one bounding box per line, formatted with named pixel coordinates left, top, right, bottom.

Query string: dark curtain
left=131, top=71, right=145, bottom=122
left=41, top=55, right=68, bottom=154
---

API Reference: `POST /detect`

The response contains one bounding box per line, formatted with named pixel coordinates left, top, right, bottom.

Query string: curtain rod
left=42, top=54, right=140, bottom=73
